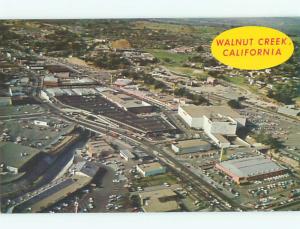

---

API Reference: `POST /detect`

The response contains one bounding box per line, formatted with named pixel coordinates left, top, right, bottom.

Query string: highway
left=6, top=51, right=296, bottom=212
left=37, top=96, right=249, bottom=211
left=29, top=58, right=253, bottom=211
left=0, top=112, right=47, bottom=120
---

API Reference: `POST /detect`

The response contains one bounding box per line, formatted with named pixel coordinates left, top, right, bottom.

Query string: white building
left=178, top=105, right=246, bottom=148
left=33, top=120, right=48, bottom=127
left=40, top=90, right=50, bottom=101
left=120, top=149, right=135, bottom=161
left=136, top=162, right=166, bottom=177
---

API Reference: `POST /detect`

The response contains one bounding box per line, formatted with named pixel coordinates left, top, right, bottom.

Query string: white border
left=0, top=0, right=300, bottom=228
left=0, top=0, right=299, bottom=19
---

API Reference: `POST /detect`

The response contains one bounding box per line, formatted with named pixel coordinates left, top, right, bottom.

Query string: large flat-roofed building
left=120, top=149, right=135, bottom=161
left=14, top=175, right=90, bottom=213
left=136, top=162, right=166, bottom=177
left=14, top=161, right=101, bottom=212
left=101, top=90, right=153, bottom=114
left=139, top=188, right=181, bottom=212
left=178, top=105, right=246, bottom=148
left=0, top=142, right=41, bottom=174
left=178, top=105, right=246, bottom=129
left=215, top=156, right=287, bottom=184
left=171, top=139, right=211, bottom=154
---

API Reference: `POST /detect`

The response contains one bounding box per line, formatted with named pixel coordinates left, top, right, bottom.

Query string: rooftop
left=76, top=161, right=100, bottom=177
left=180, top=105, right=243, bottom=119
left=139, top=188, right=180, bottom=212
left=44, top=76, right=58, bottom=82
left=101, top=91, right=151, bottom=109
left=217, top=156, right=286, bottom=178
left=120, top=149, right=135, bottom=159
left=16, top=175, right=91, bottom=213
left=138, top=162, right=165, bottom=172
left=133, top=150, right=151, bottom=159
left=214, top=134, right=230, bottom=144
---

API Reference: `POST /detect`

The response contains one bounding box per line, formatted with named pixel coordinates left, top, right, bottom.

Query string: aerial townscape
left=0, top=18, right=299, bottom=213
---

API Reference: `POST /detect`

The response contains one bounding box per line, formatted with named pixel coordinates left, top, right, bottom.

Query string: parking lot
left=56, top=95, right=175, bottom=133
left=240, top=107, right=300, bottom=156
left=0, top=104, right=46, bottom=117
left=0, top=115, right=75, bottom=150
left=202, top=165, right=300, bottom=210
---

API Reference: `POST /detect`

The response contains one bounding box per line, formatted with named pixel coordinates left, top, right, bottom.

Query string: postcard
left=0, top=2, right=300, bottom=216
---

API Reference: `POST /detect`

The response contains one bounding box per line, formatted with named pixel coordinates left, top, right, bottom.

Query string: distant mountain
left=151, top=17, right=300, bottom=36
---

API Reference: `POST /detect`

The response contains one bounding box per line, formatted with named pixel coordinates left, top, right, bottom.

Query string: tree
left=188, top=55, right=203, bottom=63
left=227, top=99, right=242, bottom=109
left=195, top=45, right=204, bottom=52
left=253, top=131, right=283, bottom=150
left=267, top=82, right=299, bottom=104
left=163, top=57, right=172, bottom=63
left=130, top=195, right=140, bottom=208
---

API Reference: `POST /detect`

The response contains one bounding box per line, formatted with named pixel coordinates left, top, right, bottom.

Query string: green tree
left=267, top=82, right=299, bottom=104
left=253, top=131, right=283, bottom=150
left=227, top=99, right=242, bottom=109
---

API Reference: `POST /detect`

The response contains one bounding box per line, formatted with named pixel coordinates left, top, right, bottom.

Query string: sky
left=0, top=0, right=299, bottom=19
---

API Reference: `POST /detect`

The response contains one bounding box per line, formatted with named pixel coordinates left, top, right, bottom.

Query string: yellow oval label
left=211, top=26, right=294, bottom=70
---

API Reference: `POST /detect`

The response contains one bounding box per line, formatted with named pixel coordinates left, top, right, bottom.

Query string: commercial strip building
left=101, top=90, right=153, bottom=114
left=15, top=176, right=90, bottom=213
left=178, top=105, right=246, bottom=148
left=13, top=161, right=100, bottom=213
left=139, top=188, right=181, bottom=212
left=136, top=162, right=166, bottom=177
left=215, top=156, right=287, bottom=184
left=171, top=139, right=211, bottom=154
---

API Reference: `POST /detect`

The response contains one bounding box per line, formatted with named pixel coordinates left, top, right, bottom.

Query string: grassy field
left=133, top=173, right=178, bottom=188
left=224, top=76, right=246, bottom=85
left=147, top=49, right=190, bottom=66
left=224, top=75, right=267, bottom=96
left=167, top=66, right=208, bottom=80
